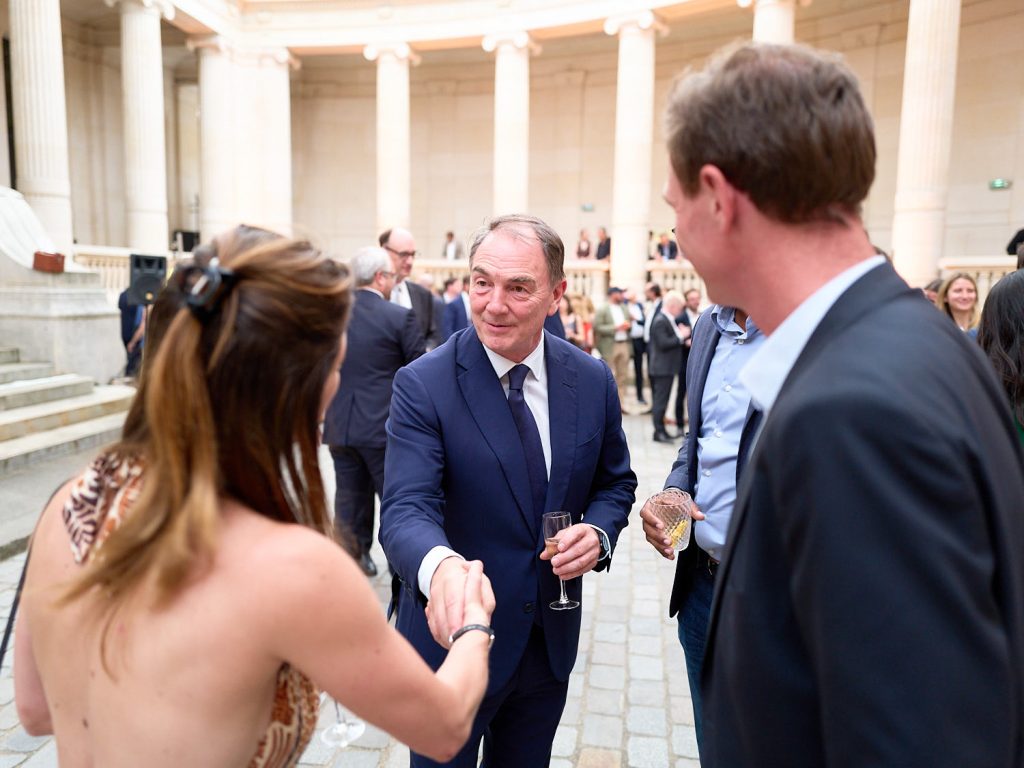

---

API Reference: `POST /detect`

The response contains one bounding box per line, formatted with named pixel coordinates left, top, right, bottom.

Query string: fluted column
left=9, top=0, right=75, bottom=254
left=365, top=43, right=419, bottom=232
left=891, top=0, right=962, bottom=288
left=745, top=0, right=795, bottom=44
left=483, top=32, right=537, bottom=215
left=109, top=0, right=173, bottom=251
left=605, top=10, right=664, bottom=292
left=190, top=36, right=236, bottom=240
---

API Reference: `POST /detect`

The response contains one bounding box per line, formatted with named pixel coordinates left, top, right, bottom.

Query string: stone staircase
left=0, top=346, right=135, bottom=475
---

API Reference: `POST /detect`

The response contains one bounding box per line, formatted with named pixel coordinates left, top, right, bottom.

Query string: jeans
left=677, top=559, right=715, bottom=761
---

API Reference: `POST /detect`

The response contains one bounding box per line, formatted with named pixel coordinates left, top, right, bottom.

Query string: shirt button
left=703, top=469, right=712, bottom=477
left=724, top=384, right=732, bottom=392
left=715, top=430, right=723, bottom=438
left=523, top=602, right=535, bottom=614
left=737, top=339, right=745, bottom=345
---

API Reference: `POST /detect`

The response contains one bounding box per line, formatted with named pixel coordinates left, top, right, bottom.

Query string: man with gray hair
left=323, top=246, right=425, bottom=576
left=661, top=42, right=1024, bottom=766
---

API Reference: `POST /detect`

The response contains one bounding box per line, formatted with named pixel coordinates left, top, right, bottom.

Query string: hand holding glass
left=648, top=489, right=695, bottom=551
left=542, top=511, right=580, bottom=611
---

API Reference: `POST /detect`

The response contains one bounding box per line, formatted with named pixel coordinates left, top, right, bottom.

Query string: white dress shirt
left=390, top=279, right=412, bottom=310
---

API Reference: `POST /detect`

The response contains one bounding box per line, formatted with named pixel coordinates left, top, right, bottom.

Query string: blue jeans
left=676, top=561, right=715, bottom=761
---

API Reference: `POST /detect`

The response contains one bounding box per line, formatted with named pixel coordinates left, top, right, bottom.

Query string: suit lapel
left=705, top=263, right=914, bottom=655
left=456, top=328, right=538, bottom=537
left=543, top=335, right=577, bottom=515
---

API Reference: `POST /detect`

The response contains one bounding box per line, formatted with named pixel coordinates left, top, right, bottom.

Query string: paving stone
left=628, top=654, right=664, bottom=681
left=630, top=599, right=662, bottom=618
left=675, top=759, right=702, bottom=768
left=552, top=725, right=578, bottom=757
left=16, top=741, right=55, bottom=768
left=582, top=713, right=624, bottom=749
left=0, top=703, right=21, bottom=731
left=561, top=696, right=582, bottom=725
left=585, top=689, right=624, bottom=716
left=670, top=696, right=696, bottom=726
left=0, top=755, right=26, bottom=768
left=626, top=705, right=666, bottom=736
left=568, top=671, right=585, bottom=697
left=628, top=617, right=663, bottom=637
left=298, top=734, right=335, bottom=765
left=352, top=723, right=391, bottom=749
left=593, top=622, right=627, bottom=643
left=628, top=635, right=663, bottom=657
left=550, top=760, right=572, bottom=768
left=600, top=590, right=631, bottom=607
left=589, top=664, right=626, bottom=690
left=330, top=750, right=379, bottom=768
left=627, top=680, right=665, bottom=707
left=627, top=735, right=669, bottom=768
left=591, top=641, right=626, bottom=666
left=0, top=732, right=47, bottom=754
left=384, top=745, right=410, bottom=768
left=672, top=725, right=700, bottom=759
left=577, top=746, right=623, bottom=768
left=0, top=681, right=14, bottom=708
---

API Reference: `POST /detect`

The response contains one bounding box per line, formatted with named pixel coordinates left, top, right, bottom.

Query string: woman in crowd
left=559, top=293, right=586, bottom=349
left=14, top=226, right=494, bottom=768
left=575, top=229, right=592, bottom=259
left=935, top=272, right=980, bottom=337
left=977, top=269, right=1024, bottom=447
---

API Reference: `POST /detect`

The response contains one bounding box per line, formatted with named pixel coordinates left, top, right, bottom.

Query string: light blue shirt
left=692, top=306, right=765, bottom=560
left=740, top=256, right=885, bottom=419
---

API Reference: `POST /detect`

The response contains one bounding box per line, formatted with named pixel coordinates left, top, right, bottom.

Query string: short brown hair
left=664, top=42, right=876, bottom=224
left=469, top=214, right=565, bottom=286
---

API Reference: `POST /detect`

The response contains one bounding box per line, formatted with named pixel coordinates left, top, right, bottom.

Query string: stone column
left=604, top=10, right=664, bottom=292
left=364, top=43, right=419, bottom=233
left=483, top=32, right=538, bottom=215
left=742, top=0, right=799, bottom=44
left=8, top=0, right=75, bottom=254
left=891, top=0, right=962, bottom=288
left=232, top=47, right=298, bottom=237
left=110, top=0, right=173, bottom=252
left=190, top=36, right=236, bottom=240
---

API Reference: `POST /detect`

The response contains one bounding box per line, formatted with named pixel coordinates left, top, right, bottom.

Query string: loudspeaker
left=126, top=253, right=167, bottom=306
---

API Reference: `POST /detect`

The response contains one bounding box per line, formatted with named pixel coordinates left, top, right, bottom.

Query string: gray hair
left=468, top=214, right=565, bottom=286
left=350, top=246, right=391, bottom=287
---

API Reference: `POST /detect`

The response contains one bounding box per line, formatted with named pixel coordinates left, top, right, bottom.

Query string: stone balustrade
left=73, top=244, right=178, bottom=305
left=646, top=260, right=705, bottom=298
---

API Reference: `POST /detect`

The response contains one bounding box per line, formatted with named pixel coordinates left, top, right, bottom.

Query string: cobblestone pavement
left=0, top=406, right=701, bottom=767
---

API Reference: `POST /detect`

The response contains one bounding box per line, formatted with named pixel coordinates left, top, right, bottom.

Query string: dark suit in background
left=648, top=310, right=682, bottom=441
left=703, top=263, right=1024, bottom=767
left=405, top=279, right=443, bottom=350
left=324, top=289, right=425, bottom=563
left=672, top=311, right=692, bottom=427
left=442, top=294, right=470, bottom=341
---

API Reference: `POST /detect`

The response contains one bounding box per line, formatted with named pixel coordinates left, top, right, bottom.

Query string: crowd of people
left=13, top=39, right=1024, bottom=768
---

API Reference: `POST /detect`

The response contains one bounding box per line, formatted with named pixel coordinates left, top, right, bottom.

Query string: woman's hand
left=461, top=560, right=495, bottom=628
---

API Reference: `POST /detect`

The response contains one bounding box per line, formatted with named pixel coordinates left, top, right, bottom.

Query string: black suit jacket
left=323, top=289, right=425, bottom=449
left=405, top=280, right=442, bottom=350
left=648, top=313, right=683, bottom=377
left=703, top=263, right=1024, bottom=767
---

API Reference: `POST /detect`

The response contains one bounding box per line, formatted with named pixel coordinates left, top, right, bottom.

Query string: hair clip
left=180, top=258, right=238, bottom=323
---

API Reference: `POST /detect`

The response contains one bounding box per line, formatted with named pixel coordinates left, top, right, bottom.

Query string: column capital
left=104, top=0, right=174, bottom=21
left=482, top=31, right=541, bottom=56
left=603, top=9, right=667, bottom=37
left=363, top=42, right=421, bottom=66
left=187, top=36, right=300, bottom=70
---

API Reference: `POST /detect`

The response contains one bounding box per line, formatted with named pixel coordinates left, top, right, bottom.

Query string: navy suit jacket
left=703, top=264, right=1024, bottom=767
left=442, top=295, right=469, bottom=341
left=380, top=327, right=636, bottom=696
left=322, top=289, right=425, bottom=448
left=406, top=280, right=443, bottom=350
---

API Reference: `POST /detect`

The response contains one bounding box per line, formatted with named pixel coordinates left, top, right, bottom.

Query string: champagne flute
left=542, top=511, right=580, bottom=611
left=319, top=691, right=366, bottom=748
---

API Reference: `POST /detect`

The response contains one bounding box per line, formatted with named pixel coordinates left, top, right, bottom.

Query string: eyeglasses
left=385, top=246, right=418, bottom=260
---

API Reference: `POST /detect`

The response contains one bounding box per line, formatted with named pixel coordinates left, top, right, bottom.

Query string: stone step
left=0, top=362, right=54, bottom=385
left=0, top=348, right=18, bottom=364
left=0, top=412, right=125, bottom=475
left=0, top=374, right=94, bottom=411
left=0, top=385, right=135, bottom=442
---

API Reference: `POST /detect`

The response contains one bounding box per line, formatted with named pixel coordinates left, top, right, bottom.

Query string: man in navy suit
left=663, top=42, right=1024, bottom=767
left=381, top=214, right=636, bottom=767
left=324, top=246, right=425, bottom=576
left=442, top=276, right=470, bottom=341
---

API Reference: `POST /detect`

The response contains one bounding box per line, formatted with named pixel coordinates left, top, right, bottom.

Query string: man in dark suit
left=380, top=227, right=443, bottom=350
left=647, top=290, right=686, bottom=442
left=442, top=277, right=470, bottom=341
left=594, top=226, right=611, bottom=260
left=672, top=288, right=702, bottom=428
left=656, top=231, right=678, bottom=260
left=324, top=246, right=425, bottom=576
left=640, top=303, right=765, bottom=761
left=663, top=43, right=1024, bottom=767
left=381, top=214, right=636, bottom=767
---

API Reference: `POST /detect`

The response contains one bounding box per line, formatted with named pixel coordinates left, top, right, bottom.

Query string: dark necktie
left=507, top=364, right=548, bottom=517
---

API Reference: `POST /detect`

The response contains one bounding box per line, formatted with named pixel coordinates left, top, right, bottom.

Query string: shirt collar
left=740, top=256, right=885, bottom=416
left=710, top=305, right=762, bottom=340
left=483, top=334, right=547, bottom=387
left=359, top=286, right=384, bottom=299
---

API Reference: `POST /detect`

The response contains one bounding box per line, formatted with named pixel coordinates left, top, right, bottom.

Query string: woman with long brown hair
left=13, top=226, right=493, bottom=767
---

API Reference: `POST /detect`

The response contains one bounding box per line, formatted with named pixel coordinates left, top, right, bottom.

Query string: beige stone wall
left=23, top=0, right=1024, bottom=260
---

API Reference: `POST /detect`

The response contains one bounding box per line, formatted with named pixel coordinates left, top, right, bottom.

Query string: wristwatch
left=448, top=624, right=495, bottom=648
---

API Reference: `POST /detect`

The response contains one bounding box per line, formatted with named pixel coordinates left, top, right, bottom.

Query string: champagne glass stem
left=559, top=579, right=569, bottom=605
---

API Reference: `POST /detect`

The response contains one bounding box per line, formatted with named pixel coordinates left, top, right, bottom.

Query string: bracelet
left=448, top=624, right=495, bottom=648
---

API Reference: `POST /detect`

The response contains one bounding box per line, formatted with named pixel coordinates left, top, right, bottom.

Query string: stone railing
left=646, top=260, right=705, bottom=298
left=73, top=245, right=180, bottom=305
left=414, top=258, right=612, bottom=305
left=938, top=255, right=1017, bottom=307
